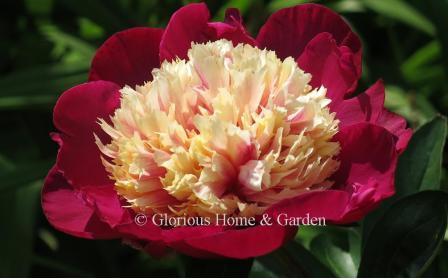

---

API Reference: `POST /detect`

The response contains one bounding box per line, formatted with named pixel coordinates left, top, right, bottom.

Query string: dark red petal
left=257, top=3, right=361, bottom=62
left=333, top=123, right=398, bottom=223
left=297, top=32, right=360, bottom=102
left=333, top=80, right=412, bottom=153
left=42, top=166, right=119, bottom=239
left=159, top=3, right=210, bottom=62
left=159, top=3, right=255, bottom=62
left=53, top=81, right=120, bottom=188
left=162, top=225, right=295, bottom=259
left=333, top=80, right=385, bottom=126
left=376, top=110, right=413, bottom=154
left=225, top=8, right=243, bottom=24
left=183, top=225, right=296, bottom=259
left=163, top=226, right=225, bottom=258
left=115, top=222, right=163, bottom=242
left=207, top=8, right=256, bottom=46
left=83, top=185, right=127, bottom=228
left=89, top=27, right=164, bottom=87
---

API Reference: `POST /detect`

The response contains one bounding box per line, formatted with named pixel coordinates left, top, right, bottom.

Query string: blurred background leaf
left=360, top=0, right=435, bottom=35
left=252, top=240, right=334, bottom=278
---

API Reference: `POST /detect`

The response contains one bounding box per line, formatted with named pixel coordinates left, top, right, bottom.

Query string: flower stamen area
left=95, top=39, right=340, bottom=220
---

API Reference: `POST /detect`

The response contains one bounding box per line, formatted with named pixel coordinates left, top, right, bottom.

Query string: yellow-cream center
left=96, top=39, right=340, bottom=219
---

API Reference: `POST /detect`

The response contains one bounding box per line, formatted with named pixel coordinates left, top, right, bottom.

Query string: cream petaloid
left=95, top=39, right=340, bottom=219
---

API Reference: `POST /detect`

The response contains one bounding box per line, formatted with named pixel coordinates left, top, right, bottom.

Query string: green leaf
left=295, top=225, right=354, bottom=250
left=395, top=116, right=447, bottom=196
left=295, top=226, right=361, bottom=276
left=24, top=0, right=54, bottom=15
left=401, top=40, right=441, bottom=82
left=0, top=62, right=88, bottom=109
left=363, top=116, right=447, bottom=243
left=359, top=191, right=448, bottom=277
left=268, top=0, right=314, bottom=13
left=0, top=160, right=53, bottom=193
left=78, top=17, right=105, bottom=40
left=183, top=256, right=253, bottom=278
left=385, top=86, right=437, bottom=127
left=328, top=0, right=366, bottom=13
left=360, top=0, right=435, bottom=35
left=310, top=235, right=357, bottom=278
left=427, top=0, right=448, bottom=75
left=0, top=61, right=88, bottom=89
left=58, top=0, right=137, bottom=33
left=414, top=94, right=439, bottom=124
left=38, top=228, right=59, bottom=252
left=32, top=256, right=95, bottom=278
left=385, top=86, right=414, bottom=121
left=214, top=0, right=253, bottom=21
left=255, top=240, right=334, bottom=278
left=295, top=225, right=325, bottom=249
left=249, top=260, right=278, bottom=278
left=421, top=242, right=448, bottom=278
left=348, top=228, right=361, bottom=269
left=0, top=182, right=41, bottom=278
left=0, top=153, right=15, bottom=171
left=39, top=24, right=95, bottom=62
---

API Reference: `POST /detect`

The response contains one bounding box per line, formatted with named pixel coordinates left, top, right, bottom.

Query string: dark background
left=1, top=0, right=447, bottom=277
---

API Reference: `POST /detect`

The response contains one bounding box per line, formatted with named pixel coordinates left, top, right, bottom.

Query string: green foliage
left=363, top=116, right=447, bottom=243
left=395, top=116, right=447, bottom=195
left=361, top=0, right=435, bottom=35
left=1, top=0, right=447, bottom=277
left=254, top=240, right=334, bottom=278
left=310, top=235, right=357, bottom=278
left=0, top=182, right=41, bottom=278
left=359, top=191, right=448, bottom=277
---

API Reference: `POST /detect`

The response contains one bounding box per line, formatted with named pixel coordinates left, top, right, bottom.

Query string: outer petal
left=208, top=8, right=256, bottom=46
left=42, top=166, right=119, bottom=239
left=114, top=215, right=164, bottom=242
left=53, top=81, right=121, bottom=188
left=163, top=226, right=225, bottom=258
left=376, top=110, right=413, bottom=154
left=333, top=81, right=412, bottom=153
left=82, top=185, right=127, bottom=228
left=332, top=123, right=398, bottom=223
left=297, top=32, right=360, bottom=102
left=333, top=80, right=385, bottom=126
left=257, top=4, right=361, bottom=64
left=159, top=3, right=255, bottom=62
left=89, top=27, right=164, bottom=87
left=164, top=225, right=296, bottom=259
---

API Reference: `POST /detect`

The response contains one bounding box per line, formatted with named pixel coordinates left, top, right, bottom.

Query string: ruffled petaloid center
left=96, top=39, right=340, bottom=218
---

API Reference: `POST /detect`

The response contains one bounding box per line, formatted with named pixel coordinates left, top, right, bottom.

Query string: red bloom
left=42, top=3, right=412, bottom=259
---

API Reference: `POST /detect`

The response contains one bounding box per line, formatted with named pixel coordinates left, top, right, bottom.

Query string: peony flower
left=42, top=3, right=412, bottom=259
